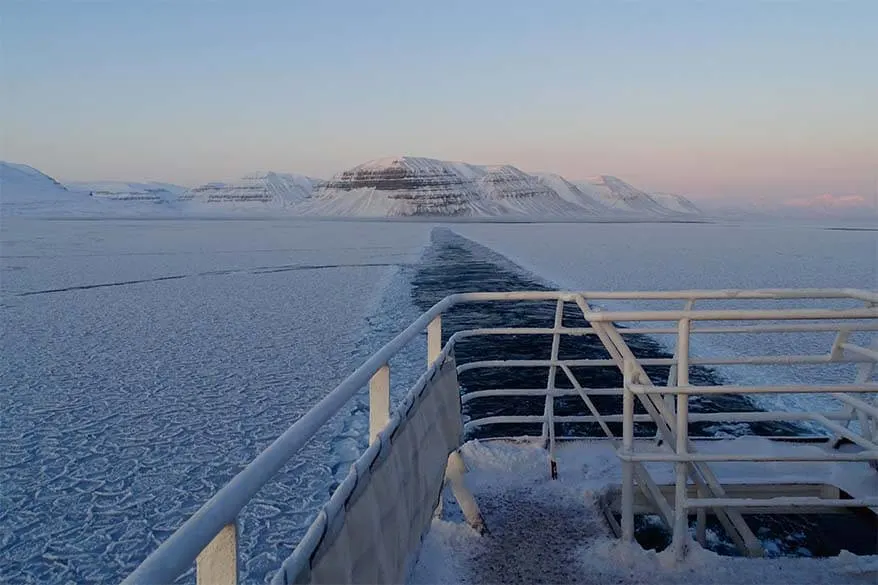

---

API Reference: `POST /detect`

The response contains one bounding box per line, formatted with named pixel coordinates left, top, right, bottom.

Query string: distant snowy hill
left=532, top=173, right=610, bottom=214
left=67, top=180, right=187, bottom=204
left=297, top=157, right=609, bottom=218
left=696, top=195, right=877, bottom=221
left=297, top=157, right=702, bottom=219
left=1, top=162, right=101, bottom=215
left=649, top=192, right=702, bottom=215
left=180, top=172, right=319, bottom=209
left=0, top=159, right=708, bottom=219
left=298, top=157, right=496, bottom=217
left=779, top=193, right=878, bottom=220
left=573, top=175, right=673, bottom=215
left=476, top=166, right=588, bottom=216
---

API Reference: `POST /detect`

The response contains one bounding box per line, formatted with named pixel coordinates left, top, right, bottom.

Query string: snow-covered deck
left=412, top=439, right=878, bottom=585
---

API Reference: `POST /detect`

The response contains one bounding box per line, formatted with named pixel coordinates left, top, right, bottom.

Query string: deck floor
left=409, top=439, right=878, bottom=585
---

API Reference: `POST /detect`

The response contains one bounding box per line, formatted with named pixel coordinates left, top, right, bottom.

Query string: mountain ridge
left=301, top=157, right=701, bottom=218
left=3, top=157, right=706, bottom=219
left=179, top=171, right=321, bottom=208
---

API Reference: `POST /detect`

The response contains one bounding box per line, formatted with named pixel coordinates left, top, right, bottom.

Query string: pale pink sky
left=3, top=2, right=877, bottom=204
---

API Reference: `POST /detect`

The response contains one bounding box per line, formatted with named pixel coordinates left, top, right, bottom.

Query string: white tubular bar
left=453, top=288, right=876, bottom=302
left=829, top=343, right=877, bottom=447
left=466, top=388, right=878, bottom=405
left=543, top=300, right=564, bottom=461
left=621, top=358, right=635, bottom=542
left=461, top=388, right=621, bottom=402
left=584, top=307, right=876, bottom=323
left=811, top=413, right=878, bottom=451
left=457, top=354, right=872, bottom=374
left=618, top=451, right=878, bottom=463
left=465, top=410, right=871, bottom=432
left=452, top=323, right=878, bottom=338
left=686, top=497, right=878, bottom=509
left=690, top=307, right=706, bottom=550
left=663, top=300, right=694, bottom=443
left=843, top=342, right=878, bottom=361
left=454, top=327, right=594, bottom=337
left=630, top=383, right=878, bottom=395
left=673, top=318, right=691, bottom=562
left=465, top=410, right=854, bottom=426
left=560, top=364, right=616, bottom=440
left=832, top=394, right=878, bottom=421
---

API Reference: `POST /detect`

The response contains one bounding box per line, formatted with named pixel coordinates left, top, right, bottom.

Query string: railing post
left=196, top=522, right=238, bottom=585
left=544, top=300, right=564, bottom=478
left=446, top=451, right=487, bottom=534
left=369, top=365, right=390, bottom=444
left=829, top=336, right=876, bottom=448
left=673, top=318, right=691, bottom=561
left=829, top=330, right=851, bottom=361
left=427, top=315, right=442, bottom=367
left=696, top=484, right=707, bottom=547
left=661, top=300, right=694, bottom=444
left=621, top=358, right=635, bottom=542
left=430, top=315, right=446, bottom=519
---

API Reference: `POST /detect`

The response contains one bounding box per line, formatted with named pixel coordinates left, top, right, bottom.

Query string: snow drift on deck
left=410, top=439, right=878, bottom=585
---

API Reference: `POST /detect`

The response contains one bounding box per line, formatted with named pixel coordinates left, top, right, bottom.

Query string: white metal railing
left=121, top=288, right=877, bottom=584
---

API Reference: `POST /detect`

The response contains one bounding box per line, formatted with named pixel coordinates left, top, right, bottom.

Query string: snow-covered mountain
left=299, top=157, right=604, bottom=218
left=1, top=162, right=100, bottom=215
left=648, top=192, right=702, bottom=215
left=179, top=172, right=320, bottom=209
left=67, top=181, right=187, bottom=204
left=2, top=159, right=706, bottom=219
left=298, top=157, right=705, bottom=218
left=532, top=173, right=610, bottom=214
left=476, top=166, right=588, bottom=216
left=298, top=157, right=494, bottom=217
left=573, top=175, right=674, bottom=215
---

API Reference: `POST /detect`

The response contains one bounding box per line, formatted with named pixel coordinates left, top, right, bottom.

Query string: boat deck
left=411, top=439, right=878, bottom=585
left=119, top=289, right=878, bottom=585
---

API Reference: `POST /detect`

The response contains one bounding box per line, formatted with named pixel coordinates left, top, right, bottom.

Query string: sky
left=2, top=1, right=877, bottom=203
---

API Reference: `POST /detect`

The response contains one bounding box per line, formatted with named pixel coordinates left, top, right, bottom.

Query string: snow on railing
left=121, top=289, right=877, bottom=584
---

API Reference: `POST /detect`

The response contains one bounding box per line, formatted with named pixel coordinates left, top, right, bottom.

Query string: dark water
left=410, top=228, right=874, bottom=558
left=632, top=511, right=877, bottom=557
left=411, top=229, right=803, bottom=440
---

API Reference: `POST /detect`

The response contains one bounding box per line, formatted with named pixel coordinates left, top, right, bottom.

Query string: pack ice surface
left=2, top=216, right=876, bottom=585
left=1, top=218, right=430, bottom=584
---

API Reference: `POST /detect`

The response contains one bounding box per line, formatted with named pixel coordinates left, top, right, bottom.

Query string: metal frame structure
left=121, top=288, right=877, bottom=584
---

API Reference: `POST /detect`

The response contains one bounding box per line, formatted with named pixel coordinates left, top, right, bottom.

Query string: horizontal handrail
left=584, top=307, right=877, bottom=323
left=463, top=408, right=858, bottom=425
left=461, top=387, right=625, bottom=401
left=458, top=354, right=872, bottom=374
left=453, top=323, right=878, bottom=338
left=449, top=288, right=878, bottom=302
left=617, top=451, right=878, bottom=463
left=629, top=383, right=878, bottom=395
left=463, top=410, right=872, bottom=438
left=685, top=497, right=878, bottom=509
